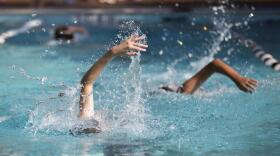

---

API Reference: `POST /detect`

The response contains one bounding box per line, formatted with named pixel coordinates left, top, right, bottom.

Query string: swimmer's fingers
left=132, top=42, right=148, bottom=49
left=249, top=79, right=258, bottom=87
left=126, top=51, right=138, bottom=56
left=250, top=79, right=258, bottom=85
left=128, top=35, right=140, bottom=41
left=244, top=79, right=258, bottom=93
left=246, top=83, right=256, bottom=93
left=129, top=45, right=147, bottom=52
left=133, top=35, right=146, bottom=41
left=129, top=35, right=146, bottom=43
left=128, top=35, right=136, bottom=41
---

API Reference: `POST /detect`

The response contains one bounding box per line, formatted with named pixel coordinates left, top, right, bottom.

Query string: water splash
left=25, top=85, right=80, bottom=135
left=190, top=1, right=233, bottom=70
left=111, top=21, right=149, bottom=136
left=121, top=54, right=148, bottom=135
left=191, top=0, right=256, bottom=70
left=9, top=65, right=48, bottom=85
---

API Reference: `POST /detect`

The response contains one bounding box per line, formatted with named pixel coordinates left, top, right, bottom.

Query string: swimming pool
left=0, top=8, right=280, bottom=156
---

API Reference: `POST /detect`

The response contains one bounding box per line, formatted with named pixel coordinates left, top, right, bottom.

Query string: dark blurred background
left=1, top=0, right=280, bottom=9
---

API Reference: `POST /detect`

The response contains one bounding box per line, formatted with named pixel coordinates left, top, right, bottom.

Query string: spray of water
left=190, top=1, right=233, bottom=70
left=109, top=20, right=149, bottom=136
left=25, top=20, right=149, bottom=136
left=191, top=0, right=256, bottom=70
left=25, top=85, right=80, bottom=135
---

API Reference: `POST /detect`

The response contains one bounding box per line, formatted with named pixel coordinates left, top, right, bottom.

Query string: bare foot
left=235, top=77, right=258, bottom=93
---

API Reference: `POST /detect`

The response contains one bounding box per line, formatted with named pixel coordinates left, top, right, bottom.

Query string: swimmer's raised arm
left=181, top=59, right=258, bottom=94
left=79, top=36, right=148, bottom=119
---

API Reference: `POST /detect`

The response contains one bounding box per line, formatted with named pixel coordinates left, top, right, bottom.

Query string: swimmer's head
left=54, top=26, right=73, bottom=40
left=160, top=84, right=182, bottom=93
left=58, top=92, right=65, bottom=97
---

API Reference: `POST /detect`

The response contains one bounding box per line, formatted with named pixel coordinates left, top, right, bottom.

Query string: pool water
left=0, top=8, right=280, bottom=156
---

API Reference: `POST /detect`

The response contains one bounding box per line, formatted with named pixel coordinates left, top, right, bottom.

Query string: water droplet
left=41, top=77, right=48, bottom=85
left=159, top=50, right=164, bottom=55
left=203, top=26, right=208, bottom=31
left=177, top=40, right=183, bottom=46
left=249, top=13, right=254, bottom=18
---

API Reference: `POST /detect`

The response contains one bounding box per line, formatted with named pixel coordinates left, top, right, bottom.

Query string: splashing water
left=25, top=85, right=80, bottom=135
left=190, top=1, right=233, bottom=70
left=111, top=21, right=149, bottom=136
left=24, top=20, right=149, bottom=136
left=191, top=0, right=256, bottom=71
left=121, top=54, right=148, bottom=135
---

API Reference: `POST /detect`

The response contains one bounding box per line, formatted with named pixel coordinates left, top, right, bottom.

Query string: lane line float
left=234, top=33, right=280, bottom=72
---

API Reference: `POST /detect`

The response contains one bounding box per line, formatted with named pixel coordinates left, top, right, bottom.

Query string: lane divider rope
left=234, top=33, right=280, bottom=72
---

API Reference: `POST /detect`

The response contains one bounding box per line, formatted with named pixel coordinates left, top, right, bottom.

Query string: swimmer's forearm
left=212, top=59, right=241, bottom=83
left=81, top=50, right=115, bottom=85
left=80, top=35, right=148, bottom=85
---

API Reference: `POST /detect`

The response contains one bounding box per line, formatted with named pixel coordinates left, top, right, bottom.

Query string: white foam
left=0, top=19, right=42, bottom=45
left=0, top=116, right=10, bottom=123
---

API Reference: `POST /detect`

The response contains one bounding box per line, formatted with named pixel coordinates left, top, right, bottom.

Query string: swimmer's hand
left=236, top=77, right=258, bottom=93
left=110, top=35, right=148, bottom=56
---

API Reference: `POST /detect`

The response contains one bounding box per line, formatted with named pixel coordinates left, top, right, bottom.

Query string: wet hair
left=160, top=84, right=183, bottom=93
left=54, top=26, right=74, bottom=40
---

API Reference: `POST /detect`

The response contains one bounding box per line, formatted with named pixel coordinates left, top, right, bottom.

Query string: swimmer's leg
left=181, top=59, right=258, bottom=94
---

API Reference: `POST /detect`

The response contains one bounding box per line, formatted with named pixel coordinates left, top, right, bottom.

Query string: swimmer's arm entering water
left=79, top=35, right=148, bottom=119
left=181, top=59, right=258, bottom=94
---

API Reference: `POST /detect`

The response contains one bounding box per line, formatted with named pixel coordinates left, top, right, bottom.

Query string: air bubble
left=159, top=50, right=164, bottom=55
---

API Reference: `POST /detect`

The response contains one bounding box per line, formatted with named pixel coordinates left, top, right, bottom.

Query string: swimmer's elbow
left=210, top=58, right=223, bottom=68
left=212, top=58, right=222, bottom=65
left=80, top=77, right=93, bottom=86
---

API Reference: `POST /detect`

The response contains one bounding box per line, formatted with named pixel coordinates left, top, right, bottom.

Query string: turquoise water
left=0, top=9, right=280, bottom=156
